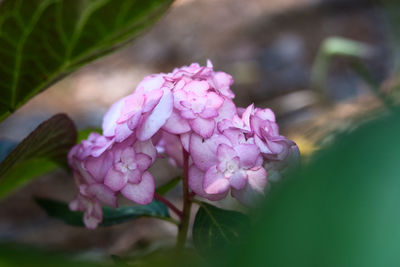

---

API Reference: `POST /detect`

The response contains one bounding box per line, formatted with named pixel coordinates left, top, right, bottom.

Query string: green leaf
left=0, top=244, right=108, bottom=267
left=192, top=202, right=250, bottom=255
left=0, top=0, right=173, bottom=121
left=155, top=176, right=181, bottom=196
left=35, top=197, right=172, bottom=227
left=223, top=109, right=400, bottom=267
left=0, top=114, right=77, bottom=199
left=77, top=128, right=101, bottom=142
left=311, top=36, right=373, bottom=92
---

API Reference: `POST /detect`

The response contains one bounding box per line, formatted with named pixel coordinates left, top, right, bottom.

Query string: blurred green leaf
left=311, top=36, right=373, bottom=92
left=77, top=128, right=101, bottom=142
left=0, top=244, right=109, bottom=267
left=0, top=114, right=77, bottom=199
left=192, top=202, right=250, bottom=256
left=155, top=176, right=181, bottom=196
left=224, top=109, right=400, bottom=267
left=36, top=197, right=172, bottom=227
left=0, top=0, right=173, bottom=121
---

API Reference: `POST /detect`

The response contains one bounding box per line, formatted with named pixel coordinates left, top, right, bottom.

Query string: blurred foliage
left=36, top=197, right=174, bottom=227
left=0, top=114, right=76, bottom=200
left=311, top=36, right=373, bottom=93
left=77, top=128, right=102, bottom=142
left=192, top=201, right=250, bottom=257
left=0, top=244, right=111, bottom=267
left=217, top=108, right=400, bottom=267
left=0, top=0, right=173, bottom=121
left=155, top=176, right=181, bottom=196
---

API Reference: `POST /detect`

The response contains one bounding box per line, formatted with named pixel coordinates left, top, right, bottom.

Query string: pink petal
left=85, top=152, right=113, bottom=183
left=161, top=131, right=184, bottom=167
left=84, top=200, right=102, bottom=229
left=118, top=94, right=145, bottom=123
left=242, top=104, right=254, bottom=127
left=180, top=109, right=197, bottom=119
left=212, top=72, right=235, bottom=98
left=250, top=116, right=265, bottom=137
left=87, top=184, right=117, bottom=207
left=217, top=143, right=236, bottom=162
left=143, top=88, right=163, bottom=112
left=74, top=160, right=95, bottom=185
left=188, top=165, right=227, bottom=201
left=102, top=97, right=126, bottom=137
left=215, top=99, right=237, bottom=122
left=127, top=112, right=141, bottom=130
left=189, top=117, right=215, bottom=138
left=134, top=140, right=157, bottom=163
left=203, top=166, right=230, bottom=195
left=136, top=88, right=173, bottom=141
left=173, top=90, right=187, bottom=110
left=69, top=195, right=82, bottom=211
left=255, top=108, right=275, bottom=122
left=120, top=147, right=136, bottom=163
left=135, top=75, right=165, bottom=94
left=184, top=81, right=209, bottom=96
left=115, top=123, right=134, bottom=143
left=190, top=133, right=218, bottom=171
left=127, top=169, right=142, bottom=184
left=234, top=144, right=261, bottom=168
left=231, top=167, right=267, bottom=206
left=136, top=153, right=152, bottom=171
left=163, top=110, right=191, bottom=134
left=229, top=170, right=247, bottom=190
left=121, top=171, right=155, bottom=205
left=84, top=214, right=101, bottom=229
left=104, top=168, right=128, bottom=192
left=180, top=132, right=191, bottom=152
left=200, top=107, right=218, bottom=119
left=206, top=92, right=224, bottom=109
left=254, top=135, right=273, bottom=154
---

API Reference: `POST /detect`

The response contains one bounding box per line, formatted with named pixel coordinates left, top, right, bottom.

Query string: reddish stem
left=154, top=193, right=183, bottom=218
left=176, top=149, right=192, bottom=249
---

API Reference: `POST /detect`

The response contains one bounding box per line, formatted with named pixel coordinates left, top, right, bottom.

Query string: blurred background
left=0, top=0, right=398, bottom=260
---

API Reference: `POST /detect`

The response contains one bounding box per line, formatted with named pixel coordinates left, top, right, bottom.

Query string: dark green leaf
left=192, top=202, right=250, bottom=256
left=0, top=0, right=173, bottom=121
left=35, top=197, right=171, bottom=227
left=0, top=244, right=108, bottom=267
left=155, top=176, right=181, bottom=196
left=0, top=114, right=77, bottom=199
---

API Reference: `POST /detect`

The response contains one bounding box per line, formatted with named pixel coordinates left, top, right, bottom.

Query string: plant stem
left=154, top=193, right=183, bottom=219
left=176, top=149, right=192, bottom=249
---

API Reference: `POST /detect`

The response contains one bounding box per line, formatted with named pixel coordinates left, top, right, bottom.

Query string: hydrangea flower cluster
left=68, top=61, right=298, bottom=228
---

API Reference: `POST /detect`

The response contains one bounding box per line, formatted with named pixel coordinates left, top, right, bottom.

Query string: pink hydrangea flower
left=68, top=61, right=298, bottom=228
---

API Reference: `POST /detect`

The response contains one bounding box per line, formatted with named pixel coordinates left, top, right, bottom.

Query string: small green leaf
left=155, top=176, right=181, bottom=196
left=311, top=36, right=373, bottom=92
left=0, top=0, right=173, bottom=121
left=192, top=202, right=250, bottom=255
left=35, top=197, right=171, bottom=227
left=0, top=114, right=77, bottom=199
left=77, top=128, right=101, bottom=142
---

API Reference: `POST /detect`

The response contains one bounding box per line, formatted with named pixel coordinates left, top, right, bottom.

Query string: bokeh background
left=0, top=0, right=397, bottom=259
